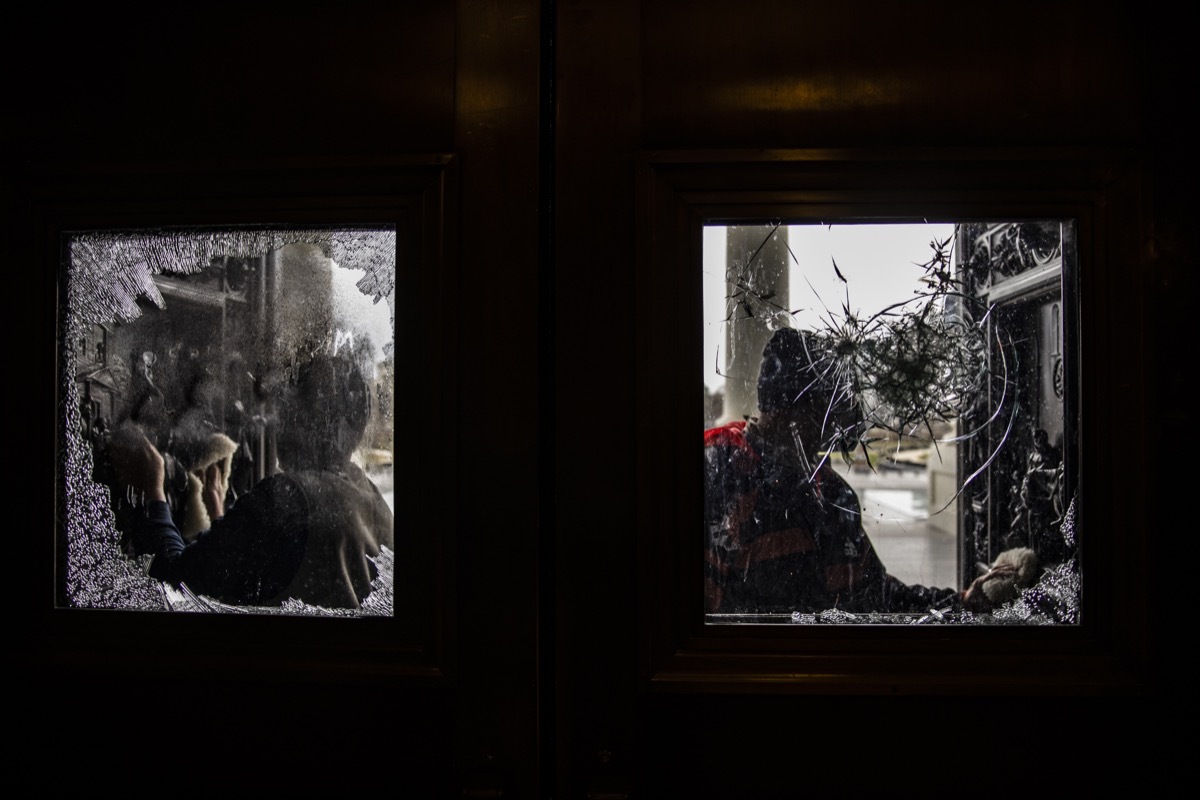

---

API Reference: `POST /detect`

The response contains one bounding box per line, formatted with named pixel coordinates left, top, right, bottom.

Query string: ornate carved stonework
left=963, top=222, right=1063, bottom=286
left=957, top=220, right=1071, bottom=574
left=1005, top=427, right=1066, bottom=555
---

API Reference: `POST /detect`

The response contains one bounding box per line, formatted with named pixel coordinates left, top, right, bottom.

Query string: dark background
left=6, top=2, right=1187, bottom=796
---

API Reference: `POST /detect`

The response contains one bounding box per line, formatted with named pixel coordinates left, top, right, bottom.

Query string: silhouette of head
left=756, top=328, right=859, bottom=446
left=276, top=353, right=371, bottom=469
left=757, top=328, right=832, bottom=413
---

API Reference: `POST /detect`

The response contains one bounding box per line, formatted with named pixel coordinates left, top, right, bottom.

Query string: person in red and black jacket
left=704, top=328, right=960, bottom=615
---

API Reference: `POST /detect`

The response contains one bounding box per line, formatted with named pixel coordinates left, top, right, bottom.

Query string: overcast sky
left=703, top=223, right=957, bottom=393
left=330, top=261, right=394, bottom=372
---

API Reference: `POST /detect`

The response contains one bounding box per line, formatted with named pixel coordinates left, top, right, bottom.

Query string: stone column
left=720, top=225, right=790, bottom=424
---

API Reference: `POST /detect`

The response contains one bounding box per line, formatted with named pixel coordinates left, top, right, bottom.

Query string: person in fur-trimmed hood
left=110, top=353, right=394, bottom=609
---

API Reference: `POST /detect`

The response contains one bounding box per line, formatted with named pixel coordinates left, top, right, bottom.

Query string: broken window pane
left=703, top=222, right=1079, bottom=625
left=61, top=227, right=396, bottom=616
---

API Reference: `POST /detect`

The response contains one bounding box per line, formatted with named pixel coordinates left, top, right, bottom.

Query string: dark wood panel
left=554, top=2, right=644, bottom=792
left=5, top=6, right=457, bottom=163
left=451, top=0, right=544, bottom=795
left=640, top=0, right=1142, bottom=148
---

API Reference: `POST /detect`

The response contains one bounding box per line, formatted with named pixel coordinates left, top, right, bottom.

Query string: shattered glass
left=702, top=222, right=1080, bottom=625
left=60, top=227, right=396, bottom=616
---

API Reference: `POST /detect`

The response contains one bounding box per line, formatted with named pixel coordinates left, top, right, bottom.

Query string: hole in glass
left=60, top=227, right=396, bottom=616
left=703, top=222, right=1079, bottom=625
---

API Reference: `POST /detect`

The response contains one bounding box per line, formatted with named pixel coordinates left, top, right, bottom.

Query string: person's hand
left=107, top=427, right=167, bottom=502
left=200, top=462, right=225, bottom=520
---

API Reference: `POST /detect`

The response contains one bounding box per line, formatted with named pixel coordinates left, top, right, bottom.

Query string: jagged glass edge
left=61, top=227, right=396, bottom=616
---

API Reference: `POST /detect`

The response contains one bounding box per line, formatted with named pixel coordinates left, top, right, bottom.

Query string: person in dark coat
left=110, top=353, right=393, bottom=609
left=704, top=328, right=960, bottom=615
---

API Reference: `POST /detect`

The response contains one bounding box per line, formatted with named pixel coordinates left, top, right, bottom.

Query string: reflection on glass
left=702, top=222, right=1079, bottom=625
left=62, top=228, right=396, bottom=616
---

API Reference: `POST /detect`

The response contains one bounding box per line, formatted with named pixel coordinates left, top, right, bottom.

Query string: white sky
left=703, top=223, right=956, bottom=393
left=330, top=262, right=394, bottom=372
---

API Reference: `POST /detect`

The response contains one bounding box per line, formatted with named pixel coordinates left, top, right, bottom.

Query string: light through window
left=702, top=222, right=1078, bottom=625
left=60, top=227, right=396, bottom=616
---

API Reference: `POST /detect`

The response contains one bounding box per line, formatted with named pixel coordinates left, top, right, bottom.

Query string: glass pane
left=703, top=222, right=1078, bottom=625
left=60, top=227, right=396, bottom=616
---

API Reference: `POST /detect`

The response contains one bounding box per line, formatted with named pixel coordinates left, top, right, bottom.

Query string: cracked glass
left=703, top=222, right=1079, bottom=625
left=60, top=227, right=396, bottom=616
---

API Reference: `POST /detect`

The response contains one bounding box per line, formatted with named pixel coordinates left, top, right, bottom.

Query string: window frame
left=635, top=148, right=1147, bottom=694
left=24, top=156, right=458, bottom=685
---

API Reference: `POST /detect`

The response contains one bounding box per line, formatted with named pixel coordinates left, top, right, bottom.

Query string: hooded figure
left=112, top=353, right=394, bottom=609
left=703, top=328, right=960, bottom=615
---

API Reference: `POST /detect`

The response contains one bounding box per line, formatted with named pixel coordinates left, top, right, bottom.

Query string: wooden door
left=9, top=2, right=1185, bottom=797
left=552, top=2, right=1174, bottom=796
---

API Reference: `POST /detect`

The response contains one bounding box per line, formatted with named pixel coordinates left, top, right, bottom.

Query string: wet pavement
left=833, top=461, right=959, bottom=589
